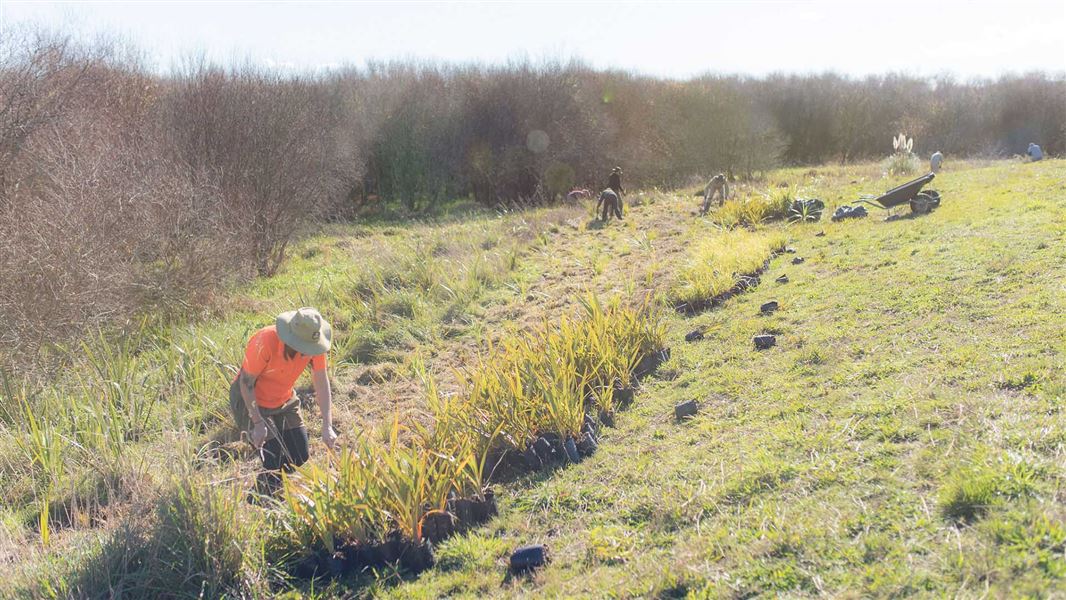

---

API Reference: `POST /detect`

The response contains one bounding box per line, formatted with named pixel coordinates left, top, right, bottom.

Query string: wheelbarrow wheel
left=910, top=194, right=934, bottom=215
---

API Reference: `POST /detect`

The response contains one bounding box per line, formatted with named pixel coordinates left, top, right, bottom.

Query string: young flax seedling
left=15, top=393, right=64, bottom=546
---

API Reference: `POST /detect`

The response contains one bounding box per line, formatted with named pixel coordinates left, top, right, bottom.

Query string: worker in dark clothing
left=607, top=167, right=624, bottom=216
left=597, top=188, right=623, bottom=223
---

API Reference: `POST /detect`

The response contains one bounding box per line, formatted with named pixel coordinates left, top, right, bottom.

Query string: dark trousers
left=229, top=380, right=310, bottom=494
left=262, top=422, right=310, bottom=472
left=600, top=199, right=623, bottom=222
left=257, top=423, right=309, bottom=494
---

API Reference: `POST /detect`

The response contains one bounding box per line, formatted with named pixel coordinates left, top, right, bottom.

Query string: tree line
left=1, top=30, right=1062, bottom=358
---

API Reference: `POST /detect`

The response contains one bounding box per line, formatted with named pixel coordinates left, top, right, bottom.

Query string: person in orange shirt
left=229, top=307, right=338, bottom=494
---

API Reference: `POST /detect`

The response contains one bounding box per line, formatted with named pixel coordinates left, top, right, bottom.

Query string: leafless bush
left=163, top=62, right=355, bottom=276
left=0, top=41, right=242, bottom=354
left=0, top=37, right=355, bottom=361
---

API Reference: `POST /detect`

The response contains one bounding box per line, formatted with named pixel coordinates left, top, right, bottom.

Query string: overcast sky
left=2, top=1, right=1064, bottom=79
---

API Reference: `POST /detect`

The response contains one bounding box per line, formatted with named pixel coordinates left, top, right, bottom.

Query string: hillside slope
left=6, top=160, right=1063, bottom=599
left=381, top=160, right=1066, bottom=598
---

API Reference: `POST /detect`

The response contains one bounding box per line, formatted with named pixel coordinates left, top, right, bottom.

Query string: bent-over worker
left=230, top=307, right=337, bottom=494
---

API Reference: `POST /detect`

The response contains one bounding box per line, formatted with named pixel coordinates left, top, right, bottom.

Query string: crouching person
left=700, top=174, right=729, bottom=216
left=230, top=307, right=338, bottom=495
left=597, top=188, right=623, bottom=222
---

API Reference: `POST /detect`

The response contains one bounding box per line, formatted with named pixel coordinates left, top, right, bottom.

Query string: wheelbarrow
left=856, top=173, right=941, bottom=215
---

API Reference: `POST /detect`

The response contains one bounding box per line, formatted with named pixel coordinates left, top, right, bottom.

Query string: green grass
left=1, top=205, right=583, bottom=595
left=4, top=159, right=1064, bottom=598
left=381, top=160, right=1066, bottom=598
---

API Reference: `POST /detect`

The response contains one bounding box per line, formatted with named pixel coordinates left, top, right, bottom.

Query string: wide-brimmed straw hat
left=276, top=307, right=332, bottom=356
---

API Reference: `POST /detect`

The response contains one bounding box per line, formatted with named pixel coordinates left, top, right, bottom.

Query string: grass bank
left=5, top=159, right=1064, bottom=597
left=384, top=159, right=1066, bottom=597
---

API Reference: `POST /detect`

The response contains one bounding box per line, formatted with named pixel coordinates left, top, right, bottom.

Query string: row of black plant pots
left=289, top=490, right=498, bottom=580
left=522, top=423, right=598, bottom=469
left=288, top=346, right=671, bottom=581
left=509, top=350, right=673, bottom=471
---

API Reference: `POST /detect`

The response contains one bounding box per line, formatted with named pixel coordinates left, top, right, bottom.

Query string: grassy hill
left=5, top=159, right=1064, bottom=598
left=374, top=160, right=1066, bottom=598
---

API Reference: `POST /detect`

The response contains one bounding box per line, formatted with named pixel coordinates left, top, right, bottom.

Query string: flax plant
left=670, top=230, right=788, bottom=309
left=280, top=294, right=664, bottom=555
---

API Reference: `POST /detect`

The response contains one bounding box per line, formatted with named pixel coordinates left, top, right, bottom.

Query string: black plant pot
left=510, top=544, right=550, bottom=573
left=399, top=540, right=435, bottom=574
left=576, top=433, right=598, bottom=456
left=533, top=436, right=555, bottom=462
left=583, top=414, right=598, bottom=437
left=327, top=551, right=348, bottom=578
left=613, top=386, right=635, bottom=407
left=346, top=544, right=376, bottom=571
left=378, top=534, right=404, bottom=564
left=450, top=497, right=474, bottom=527
left=635, top=348, right=671, bottom=377
left=420, top=509, right=455, bottom=544
left=483, top=488, right=498, bottom=518
left=473, top=500, right=492, bottom=524
left=523, top=445, right=543, bottom=470
left=563, top=436, right=581, bottom=463
left=551, top=437, right=567, bottom=457
left=753, top=334, right=777, bottom=350
left=597, top=408, right=615, bottom=427
left=674, top=399, right=699, bottom=420
left=290, top=553, right=321, bottom=579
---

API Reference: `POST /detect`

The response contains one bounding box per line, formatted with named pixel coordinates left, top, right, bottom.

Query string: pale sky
left=2, top=1, right=1064, bottom=79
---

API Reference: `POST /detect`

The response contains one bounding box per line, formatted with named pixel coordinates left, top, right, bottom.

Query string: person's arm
left=312, top=368, right=338, bottom=449
left=238, top=368, right=269, bottom=447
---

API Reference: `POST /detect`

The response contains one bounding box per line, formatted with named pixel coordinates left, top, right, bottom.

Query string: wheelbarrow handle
left=854, top=198, right=886, bottom=210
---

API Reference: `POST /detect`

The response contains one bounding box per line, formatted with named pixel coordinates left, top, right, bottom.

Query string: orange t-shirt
left=239, top=325, right=327, bottom=409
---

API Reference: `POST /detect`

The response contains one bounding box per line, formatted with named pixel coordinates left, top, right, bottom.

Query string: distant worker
left=231, top=307, right=337, bottom=495
left=607, top=167, right=624, bottom=215
left=930, top=151, right=944, bottom=173
left=597, top=188, right=623, bottom=223
left=566, top=188, right=592, bottom=202
left=1027, top=143, right=1043, bottom=162
left=699, top=173, right=730, bottom=216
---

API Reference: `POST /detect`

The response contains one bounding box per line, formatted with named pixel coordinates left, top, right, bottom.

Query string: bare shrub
left=0, top=30, right=91, bottom=200
left=163, top=62, right=355, bottom=276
